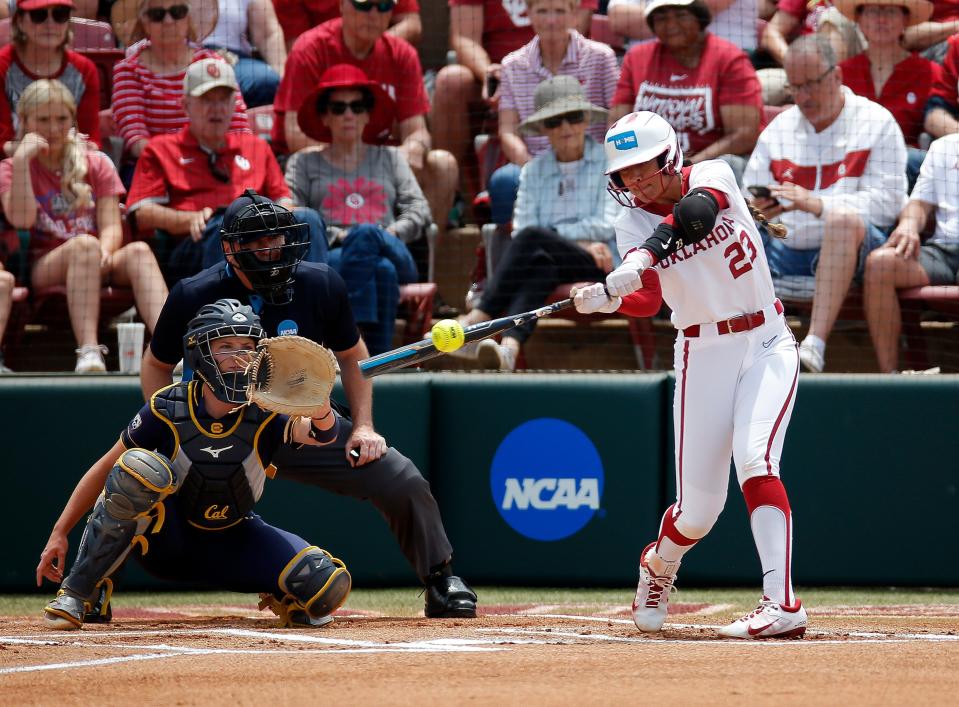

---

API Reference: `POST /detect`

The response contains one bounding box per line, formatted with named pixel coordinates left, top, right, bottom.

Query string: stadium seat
left=396, top=223, right=440, bottom=344
left=897, top=285, right=959, bottom=370
left=247, top=104, right=275, bottom=143
left=588, top=13, right=625, bottom=53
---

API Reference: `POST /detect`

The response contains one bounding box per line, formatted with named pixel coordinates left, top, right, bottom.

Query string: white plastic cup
left=117, top=322, right=146, bottom=374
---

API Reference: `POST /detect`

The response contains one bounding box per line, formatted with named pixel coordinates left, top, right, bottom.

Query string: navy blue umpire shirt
left=150, top=261, right=361, bottom=371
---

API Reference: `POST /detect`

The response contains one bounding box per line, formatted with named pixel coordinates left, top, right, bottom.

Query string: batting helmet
left=183, top=298, right=265, bottom=405
left=220, top=189, right=309, bottom=305
left=604, top=111, right=684, bottom=208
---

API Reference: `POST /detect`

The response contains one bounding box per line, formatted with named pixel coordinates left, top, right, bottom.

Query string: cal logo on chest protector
left=490, top=418, right=604, bottom=541
left=151, top=384, right=274, bottom=529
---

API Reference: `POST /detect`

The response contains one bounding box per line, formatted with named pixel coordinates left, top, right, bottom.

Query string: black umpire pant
left=271, top=414, right=453, bottom=582
left=479, top=226, right=605, bottom=343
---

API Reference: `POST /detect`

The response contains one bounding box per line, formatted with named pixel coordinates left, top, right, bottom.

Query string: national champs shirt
left=742, top=88, right=907, bottom=251
left=614, top=160, right=777, bottom=331
left=612, top=33, right=761, bottom=157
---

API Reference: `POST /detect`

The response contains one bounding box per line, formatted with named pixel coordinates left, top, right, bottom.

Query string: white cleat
left=798, top=340, right=824, bottom=373
left=631, top=542, right=679, bottom=632
left=718, top=597, right=808, bottom=639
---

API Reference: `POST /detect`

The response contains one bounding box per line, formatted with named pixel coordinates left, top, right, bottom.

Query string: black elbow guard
left=673, top=188, right=720, bottom=246
left=641, top=222, right=680, bottom=262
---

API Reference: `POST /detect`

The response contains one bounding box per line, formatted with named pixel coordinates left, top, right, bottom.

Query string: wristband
left=308, top=414, right=339, bottom=444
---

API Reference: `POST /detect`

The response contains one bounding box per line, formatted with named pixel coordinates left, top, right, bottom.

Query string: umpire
left=140, top=190, right=477, bottom=618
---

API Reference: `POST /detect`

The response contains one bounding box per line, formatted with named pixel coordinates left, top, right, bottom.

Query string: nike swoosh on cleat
left=763, top=569, right=775, bottom=577
left=747, top=622, right=777, bottom=636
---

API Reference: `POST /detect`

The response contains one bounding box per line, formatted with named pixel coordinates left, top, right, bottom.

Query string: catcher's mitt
left=246, top=336, right=338, bottom=417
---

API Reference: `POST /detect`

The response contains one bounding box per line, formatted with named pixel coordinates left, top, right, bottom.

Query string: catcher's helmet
left=220, top=189, right=309, bottom=305
left=184, top=298, right=265, bottom=405
left=604, top=111, right=683, bottom=208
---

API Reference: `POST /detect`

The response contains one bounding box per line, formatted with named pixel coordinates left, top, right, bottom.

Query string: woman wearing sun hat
left=0, top=0, right=101, bottom=152
left=836, top=0, right=939, bottom=185
left=110, top=0, right=249, bottom=164
left=285, top=64, right=429, bottom=355
left=453, top=75, right=659, bottom=370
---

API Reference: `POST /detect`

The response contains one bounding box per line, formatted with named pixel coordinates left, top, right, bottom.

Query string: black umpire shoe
left=425, top=576, right=478, bottom=618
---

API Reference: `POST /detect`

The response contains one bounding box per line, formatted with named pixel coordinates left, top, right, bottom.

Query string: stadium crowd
left=0, top=0, right=957, bottom=374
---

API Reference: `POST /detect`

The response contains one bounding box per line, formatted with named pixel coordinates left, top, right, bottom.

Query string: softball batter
left=574, top=111, right=806, bottom=639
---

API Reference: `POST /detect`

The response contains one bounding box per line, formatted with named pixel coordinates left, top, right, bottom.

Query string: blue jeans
left=328, top=224, right=418, bottom=355
left=907, top=147, right=926, bottom=193
left=760, top=221, right=888, bottom=280
left=488, top=163, right=521, bottom=225
left=201, top=206, right=328, bottom=270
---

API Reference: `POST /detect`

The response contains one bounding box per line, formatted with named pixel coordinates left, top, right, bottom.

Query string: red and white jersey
left=743, top=88, right=907, bottom=250
left=614, top=160, right=777, bottom=331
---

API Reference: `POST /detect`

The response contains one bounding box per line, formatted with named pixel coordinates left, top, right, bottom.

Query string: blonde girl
left=0, top=79, right=168, bottom=372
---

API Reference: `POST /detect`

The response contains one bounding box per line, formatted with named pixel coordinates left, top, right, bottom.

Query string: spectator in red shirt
left=127, top=59, right=326, bottom=284
left=836, top=0, right=939, bottom=185
left=273, top=1, right=457, bottom=241
left=272, top=0, right=423, bottom=50
left=0, top=80, right=168, bottom=373
left=430, top=0, right=596, bottom=197
left=610, top=0, right=762, bottom=182
left=110, top=0, right=249, bottom=163
left=0, top=0, right=101, bottom=153
left=925, top=33, right=959, bottom=136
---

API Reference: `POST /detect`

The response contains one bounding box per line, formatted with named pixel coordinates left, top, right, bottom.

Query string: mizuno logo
left=201, top=445, right=233, bottom=458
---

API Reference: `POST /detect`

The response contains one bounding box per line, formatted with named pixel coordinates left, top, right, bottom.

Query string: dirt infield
left=3, top=601, right=958, bottom=705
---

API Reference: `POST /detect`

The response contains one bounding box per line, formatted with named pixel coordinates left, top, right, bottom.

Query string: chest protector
left=153, top=384, right=275, bottom=530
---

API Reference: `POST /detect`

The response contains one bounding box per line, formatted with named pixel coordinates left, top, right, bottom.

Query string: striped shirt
left=499, top=31, right=618, bottom=156
left=112, top=43, right=249, bottom=151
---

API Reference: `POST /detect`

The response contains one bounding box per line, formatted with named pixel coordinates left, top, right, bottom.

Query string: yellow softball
left=431, top=319, right=466, bottom=353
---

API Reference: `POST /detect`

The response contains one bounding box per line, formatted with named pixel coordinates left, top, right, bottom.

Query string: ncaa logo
left=607, top=131, right=638, bottom=151
left=277, top=319, right=298, bottom=336
left=490, top=418, right=604, bottom=541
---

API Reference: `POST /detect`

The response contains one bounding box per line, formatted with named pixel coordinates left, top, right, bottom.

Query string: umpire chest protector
left=152, top=384, right=276, bottom=530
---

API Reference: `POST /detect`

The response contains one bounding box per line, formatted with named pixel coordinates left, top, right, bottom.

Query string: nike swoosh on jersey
left=179, top=157, right=195, bottom=165
left=670, top=73, right=688, bottom=81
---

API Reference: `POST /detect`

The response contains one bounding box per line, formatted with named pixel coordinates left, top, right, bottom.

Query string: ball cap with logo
left=518, top=75, right=608, bottom=137
left=184, top=57, right=239, bottom=98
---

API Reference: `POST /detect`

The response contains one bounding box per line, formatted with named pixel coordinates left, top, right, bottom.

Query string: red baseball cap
left=297, top=64, right=395, bottom=144
left=17, top=0, right=74, bottom=10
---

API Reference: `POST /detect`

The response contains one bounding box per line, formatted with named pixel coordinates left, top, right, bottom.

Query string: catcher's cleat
left=43, top=591, right=88, bottom=630
left=425, top=576, right=478, bottom=618
left=632, top=542, right=679, bottom=633
left=718, top=598, right=807, bottom=639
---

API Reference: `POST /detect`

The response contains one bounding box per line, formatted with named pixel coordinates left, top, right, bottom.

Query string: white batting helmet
left=604, top=111, right=683, bottom=177
left=604, top=111, right=684, bottom=207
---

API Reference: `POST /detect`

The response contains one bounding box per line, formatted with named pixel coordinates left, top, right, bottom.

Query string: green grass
left=3, top=587, right=958, bottom=618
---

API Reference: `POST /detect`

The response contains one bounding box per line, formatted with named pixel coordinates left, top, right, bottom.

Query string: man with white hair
left=743, top=33, right=907, bottom=373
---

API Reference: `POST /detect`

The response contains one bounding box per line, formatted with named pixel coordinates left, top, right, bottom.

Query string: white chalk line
left=3, top=612, right=957, bottom=676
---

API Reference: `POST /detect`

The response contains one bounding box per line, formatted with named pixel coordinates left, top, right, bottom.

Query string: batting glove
left=573, top=283, right=622, bottom=314
left=606, top=250, right=652, bottom=298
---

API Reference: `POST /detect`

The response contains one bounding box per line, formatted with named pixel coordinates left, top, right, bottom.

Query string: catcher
left=36, top=298, right=351, bottom=630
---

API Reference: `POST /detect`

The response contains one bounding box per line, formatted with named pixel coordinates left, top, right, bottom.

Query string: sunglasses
left=207, top=151, right=230, bottom=183
left=543, top=110, right=586, bottom=129
left=27, top=6, right=71, bottom=23
left=143, top=4, right=190, bottom=22
left=326, top=100, right=370, bottom=115
left=350, top=0, right=396, bottom=12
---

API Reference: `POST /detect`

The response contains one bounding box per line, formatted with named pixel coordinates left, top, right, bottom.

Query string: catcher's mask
left=184, top=298, right=266, bottom=405
left=220, top=189, right=309, bottom=305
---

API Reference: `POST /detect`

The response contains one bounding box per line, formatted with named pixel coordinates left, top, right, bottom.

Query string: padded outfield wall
left=1, top=373, right=956, bottom=591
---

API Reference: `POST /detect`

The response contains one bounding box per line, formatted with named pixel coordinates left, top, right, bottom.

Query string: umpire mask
left=220, top=189, right=310, bottom=305
left=184, top=298, right=266, bottom=405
